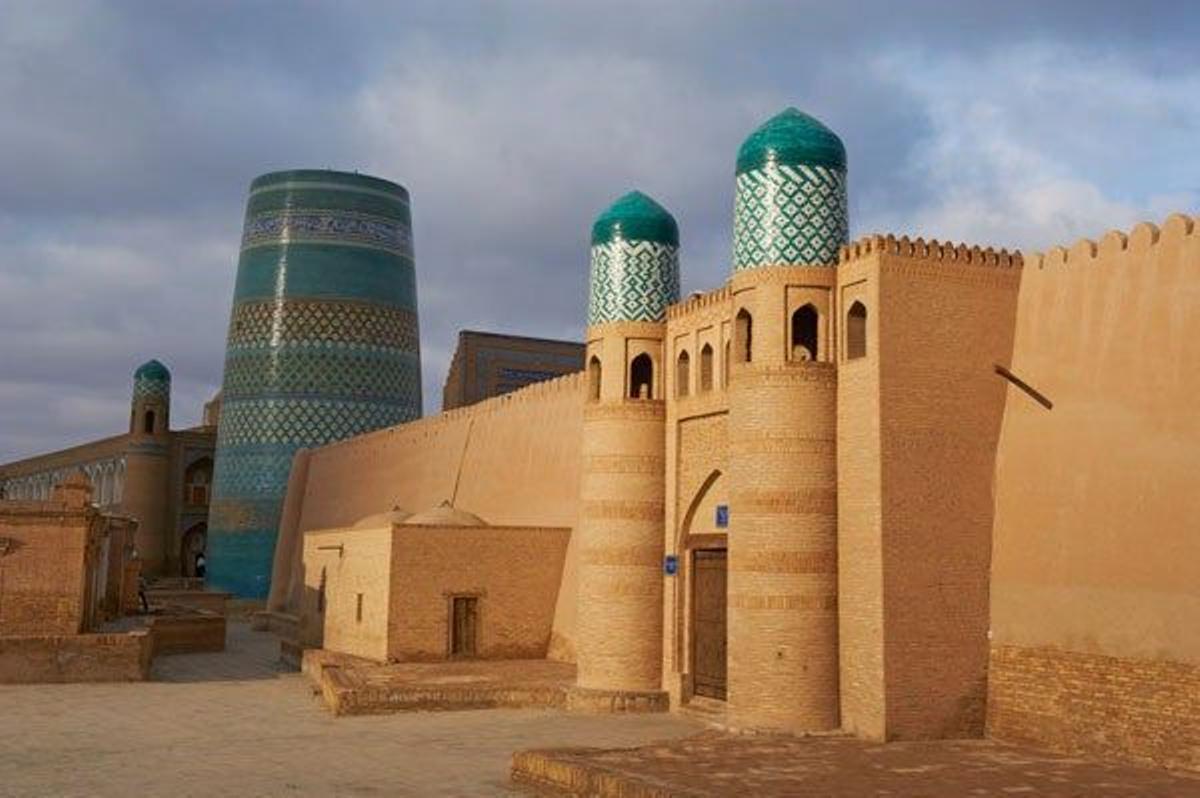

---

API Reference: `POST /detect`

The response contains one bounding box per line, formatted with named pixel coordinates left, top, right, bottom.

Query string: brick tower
left=123, top=360, right=172, bottom=573
left=573, top=191, right=680, bottom=708
left=208, top=170, right=423, bottom=599
left=725, top=108, right=848, bottom=731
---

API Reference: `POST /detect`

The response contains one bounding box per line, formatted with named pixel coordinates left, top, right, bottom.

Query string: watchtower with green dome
left=131, top=359, right=170, bottom=436
left=573, top=191, right=678, bottom=707
left=587, top=190, right=680, bottom=325
left=733, top=107, right=848, bottom=269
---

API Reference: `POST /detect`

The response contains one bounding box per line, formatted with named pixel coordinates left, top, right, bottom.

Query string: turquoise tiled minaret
left=588, top=191, right=680, bottom=324
left=208, top=169, right=423, bottom=599
left=732, top=108, right=848, bottom=269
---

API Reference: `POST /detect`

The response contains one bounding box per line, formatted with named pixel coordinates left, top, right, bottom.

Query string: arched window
left=185, top=458, right=213, bottom=506
left=735, top=309, right=753, bottom=363
left=630, top=353, right=654, bottom=399
left=700, top=344, right=714, bottom=391
left=587, top=356, right=602, bottom=402
left=847, top=301, right=867, bottom=360
left=143, top=410, right=156, bottom=434
left=676, top=350, right=690, bottom=398
left=791, top=304, right=819, bottom=361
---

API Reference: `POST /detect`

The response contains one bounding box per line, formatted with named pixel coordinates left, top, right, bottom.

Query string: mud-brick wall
left=988, top=215, right=1200, bottom=771
left=0, top=503, right=92, bottom=636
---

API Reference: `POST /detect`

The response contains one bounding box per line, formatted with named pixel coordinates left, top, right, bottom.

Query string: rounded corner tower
left=123, top=358, right=173, bottom=574
left=208, top=169, right=423, bottom=600
left=575, top=190, right=678, bottom=702
left=725, top=107, right=847, bottom=733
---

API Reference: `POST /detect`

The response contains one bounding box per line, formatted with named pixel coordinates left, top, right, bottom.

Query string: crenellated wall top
left=838, top=233, right=1023, bottom=269
left=1025, top=213, right=1195, bottom=269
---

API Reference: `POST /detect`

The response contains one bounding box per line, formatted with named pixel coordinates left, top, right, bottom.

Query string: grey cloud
left=1, top=1, right=1197, bottom=460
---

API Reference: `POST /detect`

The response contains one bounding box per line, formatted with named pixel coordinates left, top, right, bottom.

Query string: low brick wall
left=987, top=645, right=1200, bottom=771
left=148, top=613, right=226, bottom=656
left=145, top=589, right=230, bottom=616
left=0, top=631, right=152, bottom=683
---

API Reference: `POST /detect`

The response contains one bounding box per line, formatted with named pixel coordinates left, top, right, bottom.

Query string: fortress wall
left=835, top=251, right=885, bottom=739
left=836, top=236, right=1023, bottom=740
left=987, top=215, right=1200, bottom=770
left=876, top=240, right=1021, bottom=740
left=276, top=372, right=586, bottom=659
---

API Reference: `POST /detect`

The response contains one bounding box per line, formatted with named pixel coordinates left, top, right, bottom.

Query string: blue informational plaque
left=664, top=554, right=678, bottom=575
left=715, top=504, right=729, bottom=528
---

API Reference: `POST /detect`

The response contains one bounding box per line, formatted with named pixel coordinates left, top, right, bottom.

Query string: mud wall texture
left=987, top=214, right=1200, bottom=770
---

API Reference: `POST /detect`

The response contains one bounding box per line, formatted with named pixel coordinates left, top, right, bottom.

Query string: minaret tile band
left=208, top=169, right=422, bottom=599
left=587, top=191, right=680, bottom=325
left=732, top=108, right=848, bottom=270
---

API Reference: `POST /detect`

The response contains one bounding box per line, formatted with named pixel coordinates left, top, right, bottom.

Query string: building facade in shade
left=441, top=330, right=585, bottom=410
left=264, top=108, right=1198, bottom=771
left=0, top=360, right=216, bottom=579
left=207, top=169, right=423, bottom=599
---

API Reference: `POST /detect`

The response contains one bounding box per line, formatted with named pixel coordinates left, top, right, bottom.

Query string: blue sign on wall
left=664, top=554, right=678, bottom=575
left=715, top=504, right=729, bottom=528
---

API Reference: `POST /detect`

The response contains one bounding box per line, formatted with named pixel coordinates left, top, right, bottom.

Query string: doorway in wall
left=449, top=595, right=479, bottom=657
left=180, top=522, right=207, bottom=578
left=691, top=548, right=727, bottom=700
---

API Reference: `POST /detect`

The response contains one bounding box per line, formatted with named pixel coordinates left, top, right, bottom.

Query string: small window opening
left=723, top=340, right=730, bottom=386
left=587, top=356, right=602, bottom=401
left=700, top=344, right=714, bottom=391
left=735, top=309, right=753, bottom=363
left=356, top=593, right=364, bottom=623
left=143, top=410, right=156, bottom=434
left=676, top=350, right=690, bottom=398
left=847, top=301, right=867, bottom=360
left=791, top=304, right=819, bottom=361
left=317, top=568, right=327, bottom=613
left=630, top=353, right=654, bottom=399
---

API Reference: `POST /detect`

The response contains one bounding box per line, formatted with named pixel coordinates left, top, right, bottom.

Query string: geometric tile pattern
left=733, top=162, right=848, bottom=270
left=221, top=350, right=420, bottom=402
left=588, top=238, right=680, bottom=325
left=133, top=374, right=170, bottom=402
left=214, top=398, right=417, bottom=448
left=226, top=300, right=418, bottom=351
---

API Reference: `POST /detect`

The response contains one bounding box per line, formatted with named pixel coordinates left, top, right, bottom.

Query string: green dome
left=134, top=360, right=171, bottom=382
left=591, top=191, right=679, bottom=247
left=736, top=108, right=846, bottom=175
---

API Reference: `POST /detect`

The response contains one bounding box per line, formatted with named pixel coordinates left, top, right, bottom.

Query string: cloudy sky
left=1, top=1, right=1196, bottom=462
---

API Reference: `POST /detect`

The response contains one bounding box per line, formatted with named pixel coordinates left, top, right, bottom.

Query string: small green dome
left=134, top=360, right=171, bottom=382
left=736, top=108, right=846, bottom=175
left=591, top=191, right=679, bottom=247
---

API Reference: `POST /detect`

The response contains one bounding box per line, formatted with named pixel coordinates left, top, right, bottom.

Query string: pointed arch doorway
left=680, top=468, right=728, bottom=701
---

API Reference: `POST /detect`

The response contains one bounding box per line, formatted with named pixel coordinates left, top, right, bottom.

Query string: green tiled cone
left=208, top=169, right=423, bottom=599
left=732, top=108, right=849, bottom=270
left=588, top=191, right=680, bottom=325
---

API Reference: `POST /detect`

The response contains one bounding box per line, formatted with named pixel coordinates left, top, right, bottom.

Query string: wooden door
left=691, top=549, right=727, bottom=699
left=451, top=596, right=478, bottom=657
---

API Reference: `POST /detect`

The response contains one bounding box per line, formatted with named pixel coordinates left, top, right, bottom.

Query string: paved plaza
left=1, top=623, right=1196, bottom=797
left=0, top=623, right=701, bottom=797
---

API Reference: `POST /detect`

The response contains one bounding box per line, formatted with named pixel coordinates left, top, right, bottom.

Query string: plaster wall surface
left=987, top=215, right=1200, bottom=769
left=303, top=527, right=394, bottom=662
